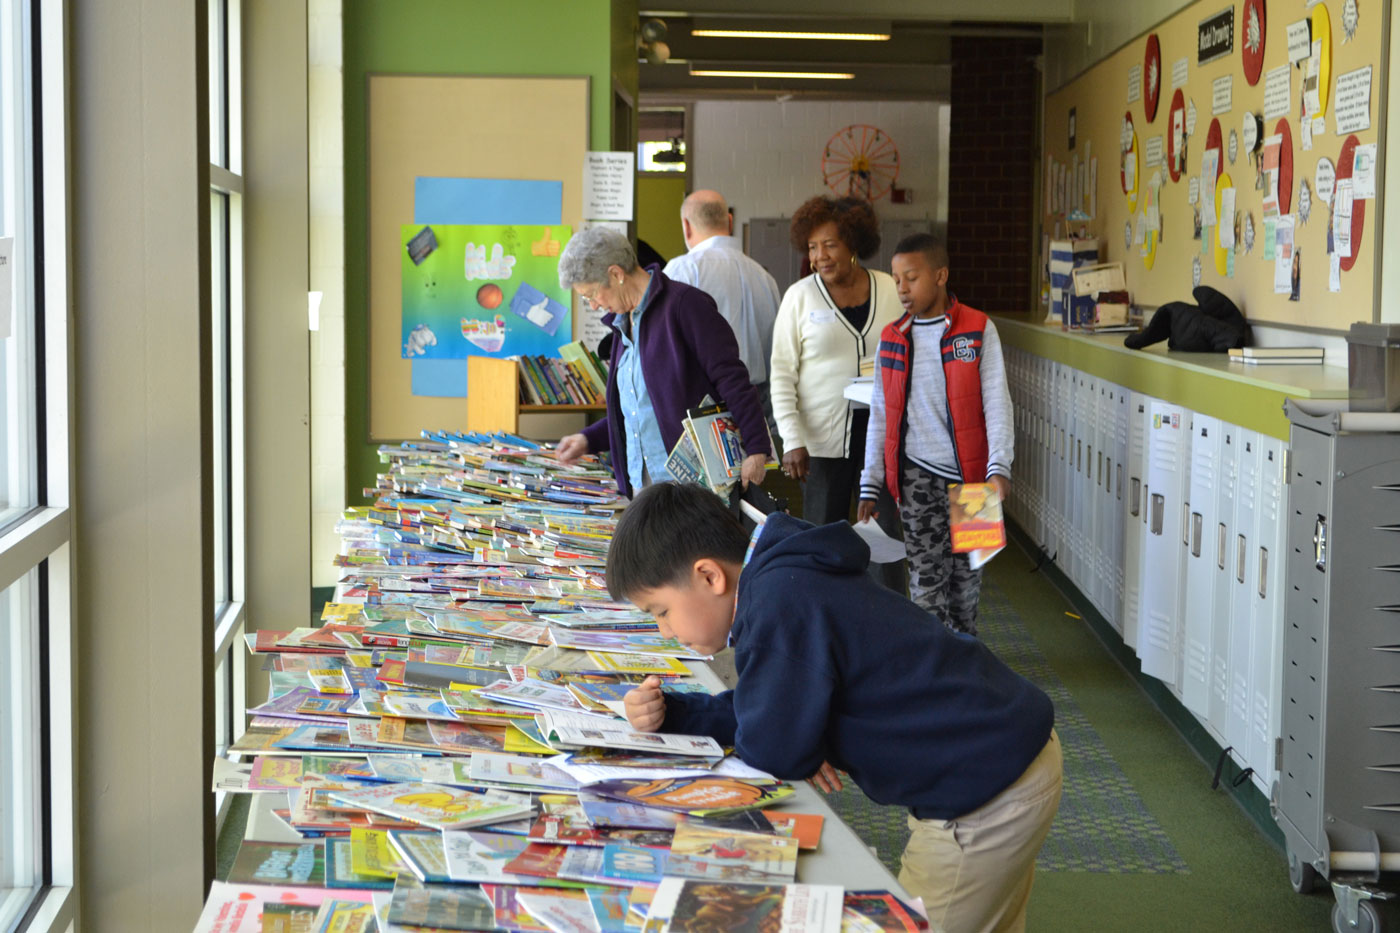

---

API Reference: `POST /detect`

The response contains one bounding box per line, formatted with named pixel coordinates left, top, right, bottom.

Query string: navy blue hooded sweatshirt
left=659, top=513, right=1054, bottom=820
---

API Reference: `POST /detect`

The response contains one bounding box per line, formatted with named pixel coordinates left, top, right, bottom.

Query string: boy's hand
left=555, top=433, right=589, bottom=465
left=856, top=500, right=878, bottom=523
left=807, top=761, right=844, bottom=794
left=740, top=453, right=767, bottom=489
left=988, top=475, right=1010, bottom=502
left=623, top=675, right=666, bottom=732
left=782, top=446, right=810, bottom=482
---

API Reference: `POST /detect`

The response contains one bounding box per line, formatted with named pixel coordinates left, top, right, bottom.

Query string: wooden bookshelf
left=467, top=355, right=606, bottom=434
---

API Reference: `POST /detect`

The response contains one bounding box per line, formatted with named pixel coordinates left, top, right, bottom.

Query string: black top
left=838, top=299, right=870, bottom=332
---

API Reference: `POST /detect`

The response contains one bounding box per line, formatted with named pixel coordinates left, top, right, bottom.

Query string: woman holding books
left=553, top=226, right=771, bottom=497
left=769, top=196, right=905, bottom=590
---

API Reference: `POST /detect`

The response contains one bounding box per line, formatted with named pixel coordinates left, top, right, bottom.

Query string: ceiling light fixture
left=688, top=68, right=856, bottom=80
left=691, top=28, right=890, bottom=41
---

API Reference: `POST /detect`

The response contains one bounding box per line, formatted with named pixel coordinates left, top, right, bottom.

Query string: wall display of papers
left=1041, top=0, right=1382, bottom=329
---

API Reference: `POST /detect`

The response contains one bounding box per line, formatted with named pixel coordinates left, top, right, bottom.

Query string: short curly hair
left=788, top=196, right=881, bottom=260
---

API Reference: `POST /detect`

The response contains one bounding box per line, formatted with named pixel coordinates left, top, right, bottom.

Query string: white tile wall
left=691, top=99, right=949, bottom=234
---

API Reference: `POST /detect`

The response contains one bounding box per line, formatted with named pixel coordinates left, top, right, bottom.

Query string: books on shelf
left=1227, top=346, right=1325, bottom=365
left=515, top=340, right=610, bottom=406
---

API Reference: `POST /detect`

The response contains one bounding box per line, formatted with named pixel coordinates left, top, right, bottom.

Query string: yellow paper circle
left=1214, top=171, right=1233, bottom=276
left=1312, top=4, right=1332, bottom=118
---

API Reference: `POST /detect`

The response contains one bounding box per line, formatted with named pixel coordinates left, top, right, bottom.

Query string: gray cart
left=1276, top=399, right=1400, bottom=932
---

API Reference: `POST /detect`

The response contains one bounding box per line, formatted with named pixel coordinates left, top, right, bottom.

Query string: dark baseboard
left=311, top=586, right=335, bottom=615
left=1006, top=517, right=1285, bottom=852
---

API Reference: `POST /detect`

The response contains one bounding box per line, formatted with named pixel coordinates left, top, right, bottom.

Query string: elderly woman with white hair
left=554, top=226, right=771, bottom=498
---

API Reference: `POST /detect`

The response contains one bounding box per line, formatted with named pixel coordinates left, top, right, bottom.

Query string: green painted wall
left=343, top=0, right=636, bottom=499
left=636, top=174, right=688, bottom=264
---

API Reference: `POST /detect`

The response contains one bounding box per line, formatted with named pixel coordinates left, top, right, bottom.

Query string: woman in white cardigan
left=770, top=196, right=906, bottom=591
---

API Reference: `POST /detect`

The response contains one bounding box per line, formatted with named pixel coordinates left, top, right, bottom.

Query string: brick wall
left=948, top=36, right=1043, bottom=312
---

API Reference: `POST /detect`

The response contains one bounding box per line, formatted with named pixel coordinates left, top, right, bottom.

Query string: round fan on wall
left=822, top=124, right=900, bottom=201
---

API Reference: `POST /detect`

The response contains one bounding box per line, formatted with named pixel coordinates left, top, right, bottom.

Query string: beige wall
left=1044, top=0, right=1196, bottom=92
left=71, top=1, right=214, bottom=927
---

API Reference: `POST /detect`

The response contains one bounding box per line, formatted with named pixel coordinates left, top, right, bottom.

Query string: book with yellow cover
left=948, top=482, right=1006, bottom=570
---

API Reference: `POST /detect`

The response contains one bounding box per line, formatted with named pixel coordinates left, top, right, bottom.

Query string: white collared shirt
left=663, top=235, right=781, bottom=384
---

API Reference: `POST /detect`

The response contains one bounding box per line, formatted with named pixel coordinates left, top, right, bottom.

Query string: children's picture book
left=947, top=482, right=1007, bottom=569
left=584, top=652, right=692, bottom=677
left=761, top=811, right=825, bottom=850
left=386, top=830, right=452, bottom=884
left=578, top=793, right=683, bottom=830
left=324, top=838, right=395, bottom=891
left=483, top=883, right=555, bottom=933
left=583, top=777, right=795, bottom=816
left=515, top=888, right=599, bottom=933
left=586, top=888, right=635, bottom=933
left=598, top=843, right=670, bottom=887
left=841, top=891, right=927, bottom=932
left=549, top=628, right=708, bottom=659
left=528, top=799, right=605, bottom=846
left=441, top=829, right=533, bottom=884
left=550, top=724, right=724, bottom=760
left=225, top=841, right=325, bottom=887
left=192, top=882, right=372, bottom=933
left=327, top=782, right=532, bottom=831
left=665, top=823, right=799, bottom=884
left=386, top=875, right=498, bottom=930
left=649, top=878, right=845, bottom=933
left=469, top=751, right=578, bottom=791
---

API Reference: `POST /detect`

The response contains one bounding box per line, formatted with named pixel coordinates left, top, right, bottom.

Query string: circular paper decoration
left=1242, top=112, right=1262, bottom=157
left=1337, top=134, right=1365, bottom=272
left=821, top=125, right=900, bottom=201
left=1144, top=34, right=1162, bottom=122
left=1312, top=4, right=1333, bottom=118
left=1215, top=171, right=1234, bottom=276
left=1167, top=89, right=1187, bottom=182
left=1275, top=118, right=1294, bottom=214
left=1242, top=0, right=1267, bottom=86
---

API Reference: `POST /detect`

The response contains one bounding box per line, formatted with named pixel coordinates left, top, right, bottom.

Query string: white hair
left=557, top=226, right=638, bottom=289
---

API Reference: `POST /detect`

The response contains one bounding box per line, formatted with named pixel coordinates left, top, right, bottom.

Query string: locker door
left=1095, top=383, right=1116, bottom=615
left=1110, top=386, right=1130, bottom=634
left=1035, top=358, right=1051, bottom=546
left=1182, top=414, right=1223, bottom=716
left=1207, top=424, right=1238, bottom=743
left=1137, top=399, right=1189, bottom=686
left=1051, top=364, right=1070, bottom=561
left=1248, top=436, right=1288, bottom=793
left=1226, top=430, right=1263, bottom=762
left=746, top=219, right=802, bottom=295
left=1066, top=370, right=1085, bottom=586
left=1122, top=393, right=1150, bottom=648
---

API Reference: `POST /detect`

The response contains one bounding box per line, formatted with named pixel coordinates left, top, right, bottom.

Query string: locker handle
left=1258, top=547, right=1269, bottom=598
left=1217, top=523, right=1227, bottom=570
left=1314, top=516, right=1327, bottom=571
left=1191, top=512, right=1203, bottom=557
left=1151, top=493, right=1165, bottom=535
left=1116, top=463, right=1123, bottom=501
left=1237, top=534, right=1247, bottom=584
left=1183, top=502, right=1191, bottom=546
left=1130, top=477, right=1141, bottom=516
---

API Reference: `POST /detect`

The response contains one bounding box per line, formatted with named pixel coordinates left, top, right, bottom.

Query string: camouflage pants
left=900, top=458, right=983, bottom=635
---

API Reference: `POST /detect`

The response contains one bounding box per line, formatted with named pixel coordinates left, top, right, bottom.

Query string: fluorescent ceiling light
left=688, top=68, right=855, bottom=79
left=691, top=28, right=890, bottom=41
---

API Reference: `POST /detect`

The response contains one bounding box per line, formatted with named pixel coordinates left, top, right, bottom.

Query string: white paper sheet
left=1334, top=179, right=1354, bottom=258
left=1172, top=57, right=1189, bottom=89
left=1219, top=188, right=1236, bottom=248
left=852, top=518, right=908, bottom=564
left=1264, top=65, right=1291, bottom=119
left=1335, top=66, right=1373, bottom=135
left=1128, top=63, right=1142, bottom=102
left=1212, top=74, right=1233, bottom=115
left=1274, top=215, right=1295, bottom=294
left=1353, top=143, right=1377, bottom=199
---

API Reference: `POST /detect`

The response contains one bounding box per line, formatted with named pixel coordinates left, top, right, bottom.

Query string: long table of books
left=198, top=433, right=925, bottom=933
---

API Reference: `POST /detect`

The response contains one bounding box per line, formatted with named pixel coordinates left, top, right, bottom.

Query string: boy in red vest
left=857, top=234, right=1013, bottom=635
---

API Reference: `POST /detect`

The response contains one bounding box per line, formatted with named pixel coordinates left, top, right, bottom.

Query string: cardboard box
left=1071, top=261, right=1127, bottom=330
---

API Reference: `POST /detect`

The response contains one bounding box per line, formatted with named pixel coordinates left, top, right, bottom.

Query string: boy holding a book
left=612, top=482, right=1061, bottom=933
left=856, top=234, right=1014, bottom=635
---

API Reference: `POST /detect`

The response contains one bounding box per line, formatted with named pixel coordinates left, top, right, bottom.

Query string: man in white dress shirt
left=663, top=190, right=782, bottom=450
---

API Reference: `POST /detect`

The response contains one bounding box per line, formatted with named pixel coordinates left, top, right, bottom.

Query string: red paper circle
left=1144, top=34, right=1162, bottom=122
left=1121, top=111, right=1135, bottom=194
left=1167, top=90, right=1186, bottom=182
left=1337, top=134, right=1366, bottom=273
left=1242, top=0, right=1267, bottom=86
left=1274, top=118, right=1293, bottom=215
left=1205, top=118, right=1223, bottom=182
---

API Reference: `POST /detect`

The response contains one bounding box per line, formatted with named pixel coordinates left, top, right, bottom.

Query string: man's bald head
left=681, top=190, right=731, bottom=247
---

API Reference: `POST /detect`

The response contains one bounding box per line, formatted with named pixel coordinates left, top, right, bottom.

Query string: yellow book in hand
left=586, top=651, right=690, bottom=676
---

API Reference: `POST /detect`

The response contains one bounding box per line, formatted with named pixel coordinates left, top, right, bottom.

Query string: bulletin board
left=368, top=75, right=589, bottom=441
left=1043, top=0, right=1386, bottom=331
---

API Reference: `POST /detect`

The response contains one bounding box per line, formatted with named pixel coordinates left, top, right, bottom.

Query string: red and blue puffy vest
left=876, top=298, right=990, bottom=502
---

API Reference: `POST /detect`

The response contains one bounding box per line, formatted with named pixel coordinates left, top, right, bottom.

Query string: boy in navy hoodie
left=610, top=482, right=1061, bottom=933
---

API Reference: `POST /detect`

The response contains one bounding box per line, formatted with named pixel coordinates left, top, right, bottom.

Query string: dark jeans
left=802, top=409, right=907, bottom=595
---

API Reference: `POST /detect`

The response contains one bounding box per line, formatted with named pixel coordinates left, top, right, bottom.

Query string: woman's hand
left=741, top=453, right=767, bottom=489
left=807, top=761, right=844, bottom=793
left=623, top=675, right=666, bottom=732
left=555, top=433, right=589, bottom=465
left=781, top=446, right=810, bottom=482
left=856, top=500, right=878, bottom=523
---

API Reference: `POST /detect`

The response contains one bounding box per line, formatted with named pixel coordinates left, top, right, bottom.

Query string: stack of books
left=665, top=396, right=778, bottom=496
left=1227, top=347, right=1326, bottom=365
left=195, top=431, right=928, bottom=933
left=516, top=340, right=609, bottom=406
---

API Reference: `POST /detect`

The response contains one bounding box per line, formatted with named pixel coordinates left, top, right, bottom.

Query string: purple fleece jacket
left=581, top=265, right=772, bottom=497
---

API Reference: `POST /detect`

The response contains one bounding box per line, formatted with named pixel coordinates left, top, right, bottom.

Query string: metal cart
left=1276, top=399, right=1400, bottom=932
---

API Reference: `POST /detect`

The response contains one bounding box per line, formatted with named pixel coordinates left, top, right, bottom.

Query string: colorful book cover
left=761, top=811, right=825, bottom=850
left=584, top=777, right=794, bottom=816
left=841, top=892, right=926, bottom=932
left=549, top=629, right=706, bottom=659
left=309, top=900, right=377, bottom=933
left=482, top=883, right=553, bottom=932
left=468, top=752, right=578, bottom=791
left=385, top=830, right=452, bottom=884
left=347, top=828, right=409, bottom=880
left=578, top=794, right=682, bottom=830
left=503, top=842, right=569, bottom=879
left=385, top=876, right=498, bottom=930
left=192, top=882, right=373, bottom=933
left=258, top=902, right=319, bottom=933
left=226, top=841, right=325, bottom=887
left=441, top=830, right=532, bottom=884
left=947, top=482, right=1006, bottom=569
left=528, top=799, right=603, bottom=845
left=249, top=756, right=305, bottom=792
left=549, top=724, right=723, bottom=759
left=584, top=652, right=691, bottom=677
left=586, top=889, right=634, bottom=933
left=665, top=824, right=799, bottom=884
left=323, top=838, right=394, bottom=891
left=514, top=889, right=598, bottom=933
left=327, top=782, right=532, bottom=831
left=599, top=844, right=669, bottom=887
left=655, top=878, right=845, bottom=933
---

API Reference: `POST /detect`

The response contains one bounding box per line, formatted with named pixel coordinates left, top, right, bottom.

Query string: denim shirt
left=614, top=272, right=672, bottom=490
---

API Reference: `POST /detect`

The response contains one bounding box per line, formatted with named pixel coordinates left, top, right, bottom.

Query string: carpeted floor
left=824, top=580, right=1188, bottom=876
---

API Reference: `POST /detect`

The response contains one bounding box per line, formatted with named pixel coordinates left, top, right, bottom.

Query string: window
left=208, top=0, right=246, bottom=776
left=0, top=0, right=75, bottom=928
left=637, top=138, right=686, bottom=173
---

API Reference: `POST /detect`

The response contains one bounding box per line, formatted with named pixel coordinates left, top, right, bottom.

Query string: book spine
left=586, top=348, right=609, bottom=390
left=517, top=359, right=542, bottom=404
left=567, top=361, right=598, bottom=403
left=523, top=356, right=553, bottom=404
left=533, top=356, right=562, bottom=404
left=552, top=359, right=581, bottom=404
left=544, top=357, right=572, bottom=405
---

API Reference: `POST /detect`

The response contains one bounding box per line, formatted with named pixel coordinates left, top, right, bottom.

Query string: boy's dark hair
left=788, top=195, right=882, bottom=259
left=606, top=482, right=749, bottom=600
left=893, top=232, right=950, bottom=271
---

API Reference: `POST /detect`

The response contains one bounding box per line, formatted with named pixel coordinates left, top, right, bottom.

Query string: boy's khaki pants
left=898, top=730, right=1063, bottom=933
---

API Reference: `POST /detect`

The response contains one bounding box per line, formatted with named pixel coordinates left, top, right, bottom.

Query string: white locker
left=1110, top=387, right=1131, bottom=635
left=1137, top=399, right=1190, bottom=687
left=1050, top=364, right=1071, bottom=562
left=1207, top=423, right=1239, bottom=744
left=1248, top=435, right=1288, bottom=793
left=1181, top=414, right=1223, bottom=716
left=1036, top=357, right=1052, bottom=546
left=1068, top=373, right=1090, bottom=590
left=1122, top=393, right=1151, bottom=649
left=1094, top=383, right=1118, bottom=616
left=1226, top=430, right=1263, bottom=764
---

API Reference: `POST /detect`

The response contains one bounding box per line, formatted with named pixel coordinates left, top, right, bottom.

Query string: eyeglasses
left=577, top=285, right=603, bottom=310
